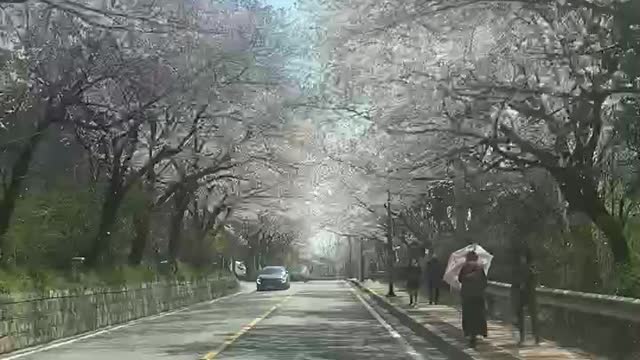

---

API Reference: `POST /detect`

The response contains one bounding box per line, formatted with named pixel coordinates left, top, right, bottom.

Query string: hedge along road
left=1, top=281, right=453, bottom=360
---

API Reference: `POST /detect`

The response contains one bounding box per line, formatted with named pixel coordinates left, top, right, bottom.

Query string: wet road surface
left=2, top=281, right=450, bottom=360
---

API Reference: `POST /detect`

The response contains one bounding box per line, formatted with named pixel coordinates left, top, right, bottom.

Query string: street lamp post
left=347, top=235, right=353, bottom=278
left=386, top=189, right=396, bottom=297
left=359, top=237, right=365, bottom=282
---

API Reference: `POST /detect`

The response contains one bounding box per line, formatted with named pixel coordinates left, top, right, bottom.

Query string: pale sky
left=262, top=0, right=295, bottom=9
left=259, top=0, right=350, bottom=257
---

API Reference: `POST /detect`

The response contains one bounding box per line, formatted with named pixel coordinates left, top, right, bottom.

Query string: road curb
left=347, top=279, right=484, bottom=360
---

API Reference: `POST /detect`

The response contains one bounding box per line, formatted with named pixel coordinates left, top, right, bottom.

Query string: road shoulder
left=0, top=287, right=255, bottom=360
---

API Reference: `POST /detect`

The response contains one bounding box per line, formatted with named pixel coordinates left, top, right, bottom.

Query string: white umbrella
left=443, top=243, right=493, bottom=290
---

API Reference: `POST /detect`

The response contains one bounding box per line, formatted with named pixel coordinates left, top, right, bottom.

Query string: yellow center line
left=201, top=293, right=295, bottom=360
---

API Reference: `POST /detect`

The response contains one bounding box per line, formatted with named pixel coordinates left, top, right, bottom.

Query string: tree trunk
left=129, top=206, right=150, bottom=266
left=0, top=124, right=48, bottom=258
left=192, top=205, right=225, bottom=267
left=192, top=225, right=219, bottom=268
left=168, top=191, right=188, bottom=263
left=587, top=200, right=629, bottom=265
left=246, top=247, right=257, bottom=279
left=191, top=229, right=208, bottom=267
left=129, top=156, right=156, bottom=266
left=555, top=169, right=630, bottom=265
left=88, top=187, right=123, bottom=267
left=568, top=212, right=601, bottom=292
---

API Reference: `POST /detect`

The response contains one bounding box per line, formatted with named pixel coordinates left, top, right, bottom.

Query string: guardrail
left=485, top=281, right=640, bottom=359
left=486, top=281, right=640, bottom=322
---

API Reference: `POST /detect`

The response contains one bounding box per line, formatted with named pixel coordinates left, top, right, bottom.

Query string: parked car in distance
left=256, top=266, right=290, bottom=291
left=289, top=265, right=310, bottom=282
left=235, top=261, right=246, bottom=277
left=228, top=261, right=247, bottom=277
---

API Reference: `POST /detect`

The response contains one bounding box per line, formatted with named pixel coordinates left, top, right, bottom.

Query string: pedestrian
left=511, top=245, right=540, bottom=345
left=406, top=259, right=421, bottom=307
left=458, top=251, right=488, bottom=348
left=426, top=253, right=443, bottom=305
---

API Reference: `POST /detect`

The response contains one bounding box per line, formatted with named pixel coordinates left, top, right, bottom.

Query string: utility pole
left=348, top=236, right=353, bottom=278
left=453, top=156, right=468, bottom=245
left=386, top=189, right=396, bottom=297
left=359, top=237, right=365, bottom=282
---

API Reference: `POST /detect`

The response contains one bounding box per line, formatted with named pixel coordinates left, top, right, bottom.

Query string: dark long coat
left=458, top=261, right=488, bottom=337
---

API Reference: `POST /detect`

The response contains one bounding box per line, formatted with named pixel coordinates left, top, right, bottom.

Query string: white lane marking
left=351, top=282, right=483, bottom=359
left=0, top=290, right=253, bottom=360
left=351, top=282, right=493, bottom=360
left=387, top=302, right=485, bottom=360
left=350, top=286, right=425, bottom=360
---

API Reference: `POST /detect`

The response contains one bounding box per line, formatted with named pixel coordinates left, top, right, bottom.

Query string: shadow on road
left=211, top=284, right=437, bottom=360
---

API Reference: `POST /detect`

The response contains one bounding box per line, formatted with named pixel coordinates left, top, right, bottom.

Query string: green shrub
left=609, top=263, right=640, bottom=297
left=4, top=188, right=101, bottom=269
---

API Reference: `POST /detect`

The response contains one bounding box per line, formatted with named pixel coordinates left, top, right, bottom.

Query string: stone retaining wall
left=0, top=275, right=238, bottom=354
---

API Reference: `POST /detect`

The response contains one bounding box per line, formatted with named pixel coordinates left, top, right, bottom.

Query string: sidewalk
left=353, top=279, right=601, bottom=360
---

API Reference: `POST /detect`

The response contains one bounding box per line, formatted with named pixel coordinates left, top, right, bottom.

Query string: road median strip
left=202, top=293, right=295, bottom=360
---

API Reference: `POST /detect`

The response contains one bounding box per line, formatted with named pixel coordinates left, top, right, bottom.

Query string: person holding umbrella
left=458, top=250, right=488, bottom=348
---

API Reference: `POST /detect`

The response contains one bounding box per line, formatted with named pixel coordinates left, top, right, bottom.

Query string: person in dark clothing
left=511, top=246, right=540, bottom=345
left=458, top=251, right=488, bottom=348
left=406, top=259, right=421, bottom=306
left=426, top=253, right=444, bottom=305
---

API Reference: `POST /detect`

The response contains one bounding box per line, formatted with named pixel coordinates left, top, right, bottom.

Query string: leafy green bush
left=0, top=183, right=228, bottom=293
left=95, top=266, right=156, bottom=287
left=164, top=261, right=208, bottom=283
left=607, top=261, right=640, bottom=298
left=3, top=184, right=150, bottom=268
left=4, top=188, right=101, bottom=269
left=110, top=184, right=149, bottom=259
left=0, top=265, right=226, bottom=294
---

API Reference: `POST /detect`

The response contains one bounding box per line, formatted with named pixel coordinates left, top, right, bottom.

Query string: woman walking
left=458, top=251, right=488, bottom=348
left=511, top=246, right=540, bottom=345
left=406, top=259, right=421, bottom=307
left=426, top=253, right=444, bottom=305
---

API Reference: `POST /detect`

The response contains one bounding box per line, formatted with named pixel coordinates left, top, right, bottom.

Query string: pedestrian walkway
left=356, top=280, right=600, bottom=360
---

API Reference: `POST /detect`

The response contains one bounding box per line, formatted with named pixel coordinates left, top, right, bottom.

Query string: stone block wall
left=0, top=275, right=238, bottom=354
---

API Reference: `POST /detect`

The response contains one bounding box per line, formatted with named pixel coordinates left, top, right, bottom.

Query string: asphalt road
left=2, top=281, right=450, bottom=360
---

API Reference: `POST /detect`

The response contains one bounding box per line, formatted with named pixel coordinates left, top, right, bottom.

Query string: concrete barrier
left=0, top=275, right=238, bottom=354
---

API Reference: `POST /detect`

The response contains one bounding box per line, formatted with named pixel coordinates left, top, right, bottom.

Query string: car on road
left=256, top=266, right=290, bottom=291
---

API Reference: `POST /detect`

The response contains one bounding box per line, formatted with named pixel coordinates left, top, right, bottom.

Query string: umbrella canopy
left=443, top=244, right=493, bottom=290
